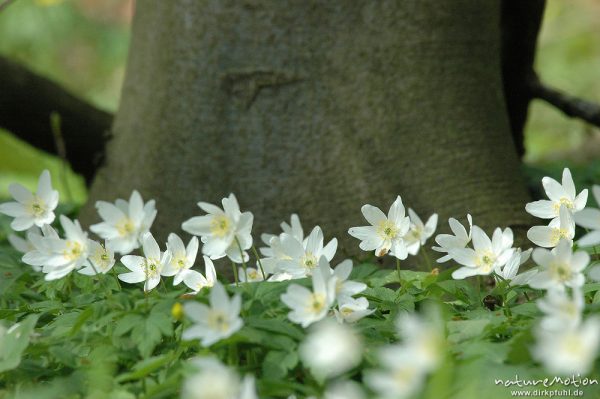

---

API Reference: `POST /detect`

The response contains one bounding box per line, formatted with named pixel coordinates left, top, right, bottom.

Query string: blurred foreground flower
left=299, top=319, right=362, bottom=379
left=532, top=317, right=600, bottom=375
left=182, top=357, right=257, bottom=399
left=365, top=307, right=444, bottom=399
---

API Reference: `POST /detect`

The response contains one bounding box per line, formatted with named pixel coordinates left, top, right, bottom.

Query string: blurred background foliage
left=0, top=0, right=132, bottom=205
left=0, top=0, right=598, bottom=205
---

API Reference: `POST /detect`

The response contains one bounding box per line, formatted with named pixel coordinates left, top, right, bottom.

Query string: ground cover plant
left=0, top=168, right=599, bottom=399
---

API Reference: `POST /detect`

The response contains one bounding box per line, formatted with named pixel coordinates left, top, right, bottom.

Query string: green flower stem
left=234, top=236, right=248, bottom=282
left=396, top=257, right=402, bottom=289
left=421, top=249, right=433, bottom=271
left=112, top=268, right=122, bottom=290
left=251, top=245, right=267, bottom=280
left=231, top=261, right=239, bottom=286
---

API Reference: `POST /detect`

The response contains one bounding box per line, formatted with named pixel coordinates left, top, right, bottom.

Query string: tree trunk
left=83, top=0, right=534, bottom=255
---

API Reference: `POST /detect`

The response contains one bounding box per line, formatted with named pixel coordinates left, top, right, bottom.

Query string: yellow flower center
left=551, top=263, right=572, bottom=282
left=341, top=306, right=354, bottom=316
left=377, top=220, right=399, bottom=240
left=117, top=218, right=136, bottom=236
left=409, top=227, right=422, bottom=240
left=91, top=247, right=112, bottom=271
left=393, top=366, right=418, bottom=386
left=210, top=215, right=231, bottom=238
left=208, top=311, right=230, bottom=332
left=559, top=302, right=578, bottom=317
left=553, top=197, right=574, bottom=214
left=302, top=252, right=318, bottom=271
left=561, top=333, right=585, bottom=357
left=308, top=293, right=326, bottom=313
left=476, top=250, right=496, bottom=272
left=63, top=241, right=83, bottom=261
left=248, top=270, right=258, bottom=280
left=28, top=197, right=47, bottom=217
left=550, top=228, right=570, bottom=245
left=171, top=256, right=186, bottom=270
left=145, top=259, right=160, bottom=278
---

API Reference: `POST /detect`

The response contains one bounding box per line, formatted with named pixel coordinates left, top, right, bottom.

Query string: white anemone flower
left=277, top=226, right=337, bottom=279
left=259, top=214, right=305, bottom=277
left=532, top=317, right=600, bottom=376
left=79, top=240, right=115, bottom=275
left=182, top=256, right=217, bottom=294
left=432, top=214, right=473, bottom=263
left=161, top=233, right=199, bottom=285
left=528, top=239, right=589, bottom=291
left=574, top=185, right=600, bottom=247
left=324, top=259, right=367, bottom=303
left=299, top=320, right=363, bottom=379
left=525, top=168, right=587, bottom=220
left=118, top=232, right=171, bottom=292
left=182, top=357, right=257, bottom=399
left=497, top=248, right=537, bottom=286
left=182, top=282, right=244, bottom=347
left=21, top=225, right=59, bottom=272
left=450, top=226, right=514, bottom=279
left=39, top=216, right=90, bottom=281
left=527, top=205, right=575, bottom=248
left=90, top=190, right=157, bottom=255
left=8, top=227, right=39, bottom=254
left=258, top=235, right=296, bottom=279
left=537, top=289, right=584, bottom=332
left=0, top=170, right=59, bottom=231
left=181, top=194, right=254, bottom=264
left=281, top=256, right=337, bottom=328
left=404, top=209, right=438, bottom=256
left=348, top=196, right=411, bottom=259
left=261, top=213, right=304, bottom=251
left=238, top=267, right=264, bottom=283
left=334, top=297, right=375, bottom=323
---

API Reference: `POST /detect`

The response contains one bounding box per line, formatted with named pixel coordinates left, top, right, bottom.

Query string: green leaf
left=113, top=314, right=144, bottom=337
left=262, top=350, right=298, bottom=380
left=0, top=313, right=39, bottom=373
left=447, top=319, right=490, bottom=344
left=116, top=352, right=174, bottom=383
left=506, top=329, right=534, bottom=364
left=245, top=317, right=304, bottom=341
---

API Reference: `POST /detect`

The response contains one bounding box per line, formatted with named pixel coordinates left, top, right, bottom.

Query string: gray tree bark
left=83, top=0, right=534, bottom=255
